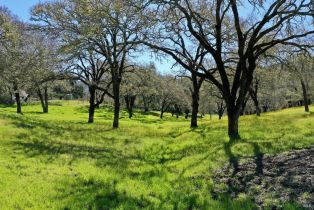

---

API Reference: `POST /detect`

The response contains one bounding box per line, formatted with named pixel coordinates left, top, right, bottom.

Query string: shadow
left=224, top=141, right=239, bottom=176
left=252, top=142, right=263, bottom=176
left=224, top=137, right=264, bottom=176
left=2, top=113, right=113, bottom=133
left=302, top=111, right=314, bottom=118
left=216, top=146, right=314, bottom=209
left=13, top=139, right=129, bottom=169
left=58, top=178, right=152, bottom=210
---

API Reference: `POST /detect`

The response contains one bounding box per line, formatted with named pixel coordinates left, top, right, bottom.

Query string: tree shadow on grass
left=57, top=177, right=152, bottom=210
left=12, top=139, right=131, bottom=169
left=224, top=137, right=266, bottom=177
left=2, top=113, right=113, bottom=133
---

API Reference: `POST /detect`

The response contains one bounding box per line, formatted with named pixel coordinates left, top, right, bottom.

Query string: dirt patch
left=213, top=147, right=314, bottom=209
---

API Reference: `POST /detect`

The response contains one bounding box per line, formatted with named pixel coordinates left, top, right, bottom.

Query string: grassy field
left=0, top=101, right=313, bottom=210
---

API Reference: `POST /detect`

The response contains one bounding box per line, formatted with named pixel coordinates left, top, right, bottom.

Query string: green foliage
left=0, top=102, right=313, bottom=209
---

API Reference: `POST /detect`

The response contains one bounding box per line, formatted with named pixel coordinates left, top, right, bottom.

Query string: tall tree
left=281, top=52, right=312, bottom=112
left=0, top=9, right=37, bottom=113
left=32, top=0, right=147, bottom=128
left=142, top=6, right=208, bottom=127
left=148, top=0, right=314, bottom=138
left=28, top=34, right=61, bottom=113
left=66, top=49, right=111, bottom=123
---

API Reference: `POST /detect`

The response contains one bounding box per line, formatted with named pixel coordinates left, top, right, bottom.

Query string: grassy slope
left=0, top=101, right=313, bottom=210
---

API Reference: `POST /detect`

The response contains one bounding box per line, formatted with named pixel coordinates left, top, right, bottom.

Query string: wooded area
left=0, top=1, right=313, bottom=209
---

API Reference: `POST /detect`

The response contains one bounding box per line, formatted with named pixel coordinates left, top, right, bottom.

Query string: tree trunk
left=249, top=89, right=261, bottom=116
left=88, top=87, right=96, bottom=123
left=227, top=107, right=240, bottom=139
left=143, top=96, right=149, bottom=112
left=160, top=110, right=164, bottom=119
left=43, top=87, right=49, bottom=113
left=190, top=74, right=204, bottom=128
left=125, top=95, right=136, bottom=119
left=240, top=95, right=249, bottom=116
left=219, top=114, right=222, bottom=120
left=253, top=98, right=261, bottom=116
left=13, top=83, right=21, bottom=114
left=191, top=91, right=199, bottom=128
left=112, top=79, right=121, bottom=128
left=217, top=101, right=225, bottom=120
left=37, top=88, right=45, bottom=113
left=300, top=79, right=309, bottom=112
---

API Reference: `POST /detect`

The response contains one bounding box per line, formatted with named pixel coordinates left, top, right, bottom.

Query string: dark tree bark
left=160, top=110, right=164, bottom=119
left=37, top=87, right=49, bottom=113
left=240, top=94, right=250, bottom=116
left=249, top=77, right=261, bottom=116
left=217, top=101, right=225, bottom=120
left=190, top=74, right=205, bottom=128
left=251, top=94, right=261, bottom=116
left=44, top=87, right=49, bottom=113
left=191, top=89, right=199, bottom=126
left=112, top=78, right=121, bottom=128
left=300, top=79, right=309, bottom=112
left=174, top=104, right=180, bottom=118
left=227, top=107, right=240, bottom=139
left=125, top=94, right=136, bottom=118
left=13, top=83, right=21, bottom=114
left=37, top=89, right=45, bottom=112
left=88, top=87, right=96, bottom=123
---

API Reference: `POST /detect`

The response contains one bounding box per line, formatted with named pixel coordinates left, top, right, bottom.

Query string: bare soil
left=214, top=147, right=314, bottom=209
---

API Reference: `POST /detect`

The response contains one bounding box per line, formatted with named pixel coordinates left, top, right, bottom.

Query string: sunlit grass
left=0, top=101, right=313, bottom=209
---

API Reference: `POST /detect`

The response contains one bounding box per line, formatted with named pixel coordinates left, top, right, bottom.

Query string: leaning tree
left=148, top=0, right=314, bottom=138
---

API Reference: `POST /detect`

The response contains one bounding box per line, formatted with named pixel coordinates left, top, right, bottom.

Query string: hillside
left=0, top=102, right=313, bottom=210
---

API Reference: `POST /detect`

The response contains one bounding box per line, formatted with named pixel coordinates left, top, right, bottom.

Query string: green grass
left=0, top=101, right=313, bottom=210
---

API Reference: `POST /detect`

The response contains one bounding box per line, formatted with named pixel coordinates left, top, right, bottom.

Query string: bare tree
left=147, top=0, right=314, bottom=138
left=32, top=0, right=147, bottom=128
left=67, top=49, right=111, bottom=123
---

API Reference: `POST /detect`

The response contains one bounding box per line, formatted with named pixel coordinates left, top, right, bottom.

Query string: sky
left=0, top=0, right=174, bottom=74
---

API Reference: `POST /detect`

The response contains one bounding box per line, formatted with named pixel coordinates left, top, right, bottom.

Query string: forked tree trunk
left=300, top=79, right=309, bottom=112
left=88, top=87, right=96, bottom=123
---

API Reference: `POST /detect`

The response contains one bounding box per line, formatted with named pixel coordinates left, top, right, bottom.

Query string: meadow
left=0, top=101, right=313, bottom=210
